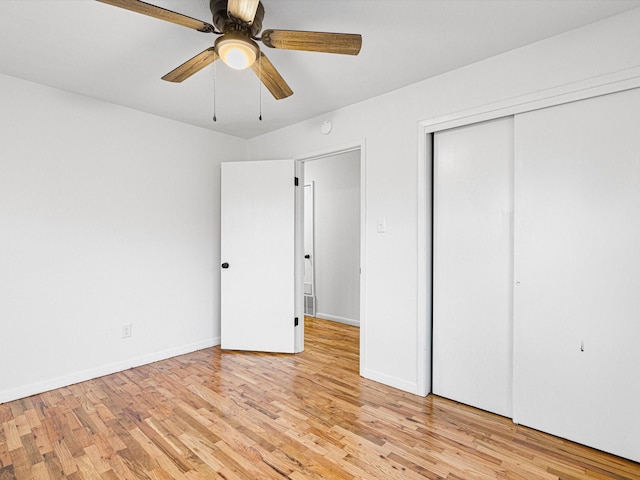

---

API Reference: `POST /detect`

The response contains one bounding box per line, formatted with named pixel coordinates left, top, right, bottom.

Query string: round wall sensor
left=320, top=120, right=332, bottom=135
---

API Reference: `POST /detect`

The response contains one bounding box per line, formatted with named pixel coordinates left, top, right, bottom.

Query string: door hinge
left=294, top=177, right=299, bottom=186
left=294, top=317, right=299, bottom=327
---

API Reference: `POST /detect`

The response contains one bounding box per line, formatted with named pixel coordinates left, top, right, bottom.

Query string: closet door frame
left=416, top=69, right=640, bottom=398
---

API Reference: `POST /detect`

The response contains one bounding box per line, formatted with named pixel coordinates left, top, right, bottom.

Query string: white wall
left=0, top=74, right=246, bottom=403
left=247, top=8, right=640, bottom=394
left=304, top=151, right=360, bottom=326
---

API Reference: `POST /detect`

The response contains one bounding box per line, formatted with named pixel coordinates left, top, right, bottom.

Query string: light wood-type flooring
left=1, top=317, right=639, bottom=479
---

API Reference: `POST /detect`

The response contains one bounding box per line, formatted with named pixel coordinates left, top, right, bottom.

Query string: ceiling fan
left=97, top=0, right=363, bottom=100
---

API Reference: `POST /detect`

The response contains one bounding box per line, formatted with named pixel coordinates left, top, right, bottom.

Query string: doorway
left=303, top=150, right=361, bottom=326
left=297, top=144, right=364, bottom=360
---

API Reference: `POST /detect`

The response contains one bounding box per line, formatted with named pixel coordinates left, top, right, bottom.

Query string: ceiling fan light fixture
left=215, top=32, right=259, bottom=70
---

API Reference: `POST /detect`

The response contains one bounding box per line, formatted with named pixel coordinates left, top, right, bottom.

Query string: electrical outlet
left=121, top=324, right=132, bottom=338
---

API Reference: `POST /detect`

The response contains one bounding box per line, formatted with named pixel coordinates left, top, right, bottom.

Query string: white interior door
left=513, top=88, right=640, bottom=462
left=433, top=117, right=514, bottom=417
left=221, top=159, right=297, bottom=353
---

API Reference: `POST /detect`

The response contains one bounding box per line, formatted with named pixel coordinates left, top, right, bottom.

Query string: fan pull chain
left=213, top=61, right=217, bottom=122
left=258, top=55, right=263, bottom=121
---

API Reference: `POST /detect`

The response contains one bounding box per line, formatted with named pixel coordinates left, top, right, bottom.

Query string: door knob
left=221, top=262, right=229, bottom=269
left=304, top=254, right=311, bottom=259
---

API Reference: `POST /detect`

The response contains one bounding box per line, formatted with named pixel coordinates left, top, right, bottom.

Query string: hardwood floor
left=1, top=317, right=638, bottom=479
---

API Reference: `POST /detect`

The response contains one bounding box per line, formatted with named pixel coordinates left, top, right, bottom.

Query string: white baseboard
left=314, top=312, right=360, bottom=327
left=0, top=337, right=221, bottom=405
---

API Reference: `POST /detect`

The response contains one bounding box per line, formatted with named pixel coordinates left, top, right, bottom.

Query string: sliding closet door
left=433, top=117, right=513, bottom=417
left=514, top=89, right=640, bottom=462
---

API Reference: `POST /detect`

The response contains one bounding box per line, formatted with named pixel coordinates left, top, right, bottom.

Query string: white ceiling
left=1, top=0, right=639, bottom=139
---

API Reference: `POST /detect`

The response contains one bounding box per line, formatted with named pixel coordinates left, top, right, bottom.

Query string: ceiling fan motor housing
left=210, top=0, right=264, bottom=36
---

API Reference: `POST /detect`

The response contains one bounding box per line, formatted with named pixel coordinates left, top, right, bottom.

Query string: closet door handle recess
left=221, top=262, right=229, bottom=269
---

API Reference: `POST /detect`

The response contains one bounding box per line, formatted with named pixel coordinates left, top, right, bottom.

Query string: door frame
left=294, top=140, right=366, bottom=370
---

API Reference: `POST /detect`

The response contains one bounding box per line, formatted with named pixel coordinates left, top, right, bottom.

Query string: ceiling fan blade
left=96, top=0, right=215, bottom=33
left=251, top=52, right=293, bottom=100
left=261, top=29, right=362, bottom=55
left=162, top=48, right=218, bottom=83
left=227, top=0, right=260, bottom=24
